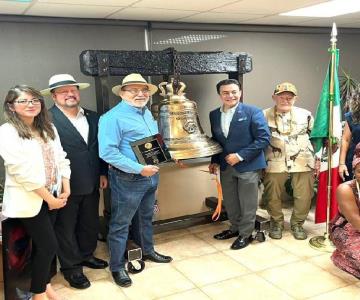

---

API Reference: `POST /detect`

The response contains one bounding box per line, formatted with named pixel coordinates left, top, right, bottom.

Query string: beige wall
left=155, top=161, right=217, bottom=221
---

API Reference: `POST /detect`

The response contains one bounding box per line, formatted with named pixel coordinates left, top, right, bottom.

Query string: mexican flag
left=310, top=49, right=341, bottom=224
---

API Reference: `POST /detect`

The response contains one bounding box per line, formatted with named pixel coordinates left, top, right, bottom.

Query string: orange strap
left=173, top=159, right=189, bottom=168
left=211, top=175, right=223, bottom=221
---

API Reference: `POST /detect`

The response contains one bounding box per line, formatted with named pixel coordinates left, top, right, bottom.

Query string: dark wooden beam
left=80, top=49, right=252, bottom=77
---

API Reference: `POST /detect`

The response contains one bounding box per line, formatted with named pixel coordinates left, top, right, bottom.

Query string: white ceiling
left=1, top=0, right=360, bottom=28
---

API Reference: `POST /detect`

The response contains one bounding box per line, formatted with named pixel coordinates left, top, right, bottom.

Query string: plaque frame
left=130, top=134, right=172, bottom=165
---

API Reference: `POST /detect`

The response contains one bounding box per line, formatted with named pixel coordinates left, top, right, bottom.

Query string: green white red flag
left=310, top=49, right=341, bottom=223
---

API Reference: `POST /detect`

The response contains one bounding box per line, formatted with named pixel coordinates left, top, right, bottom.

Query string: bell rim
left=169, top=145, right=222, bottom=160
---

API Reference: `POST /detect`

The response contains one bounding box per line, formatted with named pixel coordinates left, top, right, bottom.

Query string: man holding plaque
left=98, top=73, right=172, bottom=288
left=209, top=79, right=270, bottom=250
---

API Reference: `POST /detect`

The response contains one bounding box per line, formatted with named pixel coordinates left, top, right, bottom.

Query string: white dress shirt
left=220, top=103, right=242, bottom=161
left=220, top=103, right=239, bottom=138
left=57, top=105, right=89, bottom=144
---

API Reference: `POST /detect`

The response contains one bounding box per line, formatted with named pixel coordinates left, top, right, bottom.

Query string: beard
left=133, top=100, right=148, bottom=108
left=123, top=97, right=149, bottom=108
left=64, top=97, right=80, bottom=107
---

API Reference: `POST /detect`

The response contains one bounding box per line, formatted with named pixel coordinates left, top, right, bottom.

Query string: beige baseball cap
left=273, top=82, right=297, bottom=96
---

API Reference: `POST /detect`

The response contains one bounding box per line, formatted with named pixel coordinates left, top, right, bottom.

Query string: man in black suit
left=41, top=74, right=108, bottom=289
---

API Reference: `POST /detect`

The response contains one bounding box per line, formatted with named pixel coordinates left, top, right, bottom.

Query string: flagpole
left=309, top=23, right=337, bottom=252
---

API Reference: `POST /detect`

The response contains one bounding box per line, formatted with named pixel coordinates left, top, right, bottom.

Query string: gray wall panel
left=0, top=22, right=145, bottom=113
left=0, top=21, right=145, bottom=178
left=151, top=29, right=360, bottom=135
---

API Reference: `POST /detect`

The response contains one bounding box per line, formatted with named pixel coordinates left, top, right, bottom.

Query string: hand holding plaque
left=130, top=134, right=172, bottom=165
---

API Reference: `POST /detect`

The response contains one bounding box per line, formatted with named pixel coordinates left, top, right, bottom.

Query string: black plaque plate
left=130, top=134, right=172, bottom=165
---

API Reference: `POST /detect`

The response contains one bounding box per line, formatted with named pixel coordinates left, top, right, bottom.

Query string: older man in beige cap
left=98, top=73, right=172, bottom=288
left=263, top=82, right=315, bottom=240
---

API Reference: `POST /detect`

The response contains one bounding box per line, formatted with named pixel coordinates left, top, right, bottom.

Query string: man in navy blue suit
left=209, top=79, right=270, bottom=250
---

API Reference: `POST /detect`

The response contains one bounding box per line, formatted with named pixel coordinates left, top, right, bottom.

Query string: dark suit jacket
left=49, top=105, right=107, bottom=195
left=210, top=102, right=270, bottom=173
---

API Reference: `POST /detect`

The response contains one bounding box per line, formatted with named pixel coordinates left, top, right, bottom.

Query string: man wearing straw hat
left=41, top=74, right=108, bottom=289
left=98, top=73, right=172, bottom=288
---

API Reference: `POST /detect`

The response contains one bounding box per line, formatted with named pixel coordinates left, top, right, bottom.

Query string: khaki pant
left=263, top=171, right=314, bottom=228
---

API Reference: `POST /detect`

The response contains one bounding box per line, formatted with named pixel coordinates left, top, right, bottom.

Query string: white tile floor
left=2, top=206, right=360, bottom=300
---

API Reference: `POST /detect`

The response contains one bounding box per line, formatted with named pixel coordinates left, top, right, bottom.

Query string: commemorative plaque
left=130, top=134, right=172, bottom=165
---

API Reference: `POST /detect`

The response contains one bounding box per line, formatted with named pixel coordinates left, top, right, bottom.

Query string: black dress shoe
left=143, top=251, right=173, bottom=263
left=230, top=235, right=252, bottom=250
left=81, top=256, right=108, bottom=269
left=213, top=230, right=239, bottom=240
left=112, top=270, right=132, bottom=287
left=64, top=272, right=91, bottom=289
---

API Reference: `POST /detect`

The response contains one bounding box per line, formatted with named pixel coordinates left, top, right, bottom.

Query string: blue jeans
left=108, top=168, right=159, bottom=271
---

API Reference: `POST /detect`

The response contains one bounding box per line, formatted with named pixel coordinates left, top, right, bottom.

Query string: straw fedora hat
left=41, top=74, right=90, bottom=96
left=112, top=73, right=158, bottom=96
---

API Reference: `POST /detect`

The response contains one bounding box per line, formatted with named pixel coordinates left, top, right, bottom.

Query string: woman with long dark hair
left=339, top=85, right=360, bottom=181
left=0, top=85, right=70, bottom=300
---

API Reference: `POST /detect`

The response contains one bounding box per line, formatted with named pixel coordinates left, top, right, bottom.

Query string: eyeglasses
left=123, top=88, right=150, bottom=95
left=14, top=98, right=42, bottom=106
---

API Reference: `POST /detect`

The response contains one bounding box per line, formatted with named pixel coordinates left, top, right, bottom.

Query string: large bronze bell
left=152, top=80, right=222, bottom=160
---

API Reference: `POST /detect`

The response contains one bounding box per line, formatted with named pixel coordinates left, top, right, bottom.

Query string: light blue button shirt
left=98, top=100, right=158, bottom=174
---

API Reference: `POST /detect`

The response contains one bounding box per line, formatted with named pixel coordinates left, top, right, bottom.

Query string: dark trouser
left=19, top=203, right=58, bottom=294
left=54, top=189, right=100, bottom=276
left=220, top=166, right=260, bottom=237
